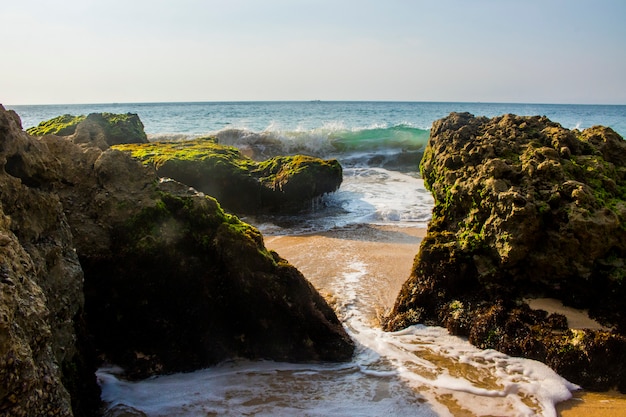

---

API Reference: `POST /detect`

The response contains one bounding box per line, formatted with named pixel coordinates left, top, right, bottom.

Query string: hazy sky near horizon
left=2, top=0, right=625, bottom=105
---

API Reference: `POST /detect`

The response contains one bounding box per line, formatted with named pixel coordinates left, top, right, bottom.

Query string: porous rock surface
left=1, top=108, right=98, bottom=416
left=0, top=106, right=353, bottom=416
left=385, top=113, right=626, bottom=391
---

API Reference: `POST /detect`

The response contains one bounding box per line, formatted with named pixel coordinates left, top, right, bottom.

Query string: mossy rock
left=28, top=112, right=148, bottom=145
left=396, top=113, right=626, bottom=324
left=255, top=154, right=343, bottom=197
left=82, top=190, right=354, bottom=377
left=0, top=105, right=354, bottom=414
left=26, top=114, right=86, bottom=136
left=385, top=112, right=626, bottom=391
left=113, top=138, right=342, bottom=213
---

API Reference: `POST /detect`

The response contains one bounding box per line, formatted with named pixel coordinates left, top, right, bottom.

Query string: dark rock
left=384, top=112, right=626, bottom=391
left=80, top=188, right=354, bottom=378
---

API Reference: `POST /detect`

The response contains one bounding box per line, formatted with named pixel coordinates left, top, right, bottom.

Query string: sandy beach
left=265, top=224, right=426, bottom=325
left=265, top=224, right=626, bottom=417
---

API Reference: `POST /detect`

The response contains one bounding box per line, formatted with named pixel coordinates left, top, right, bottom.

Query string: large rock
left=113, top=138, right=343, bottom=213
left=82, top=184, right=354, bottom=377
left=27, top=113, right=148, bottom=149
left=385, top=113, right=626, bottom=391
left=0, top=108, right=99, bottom=416
left=0, top=106, right=353, bottom=415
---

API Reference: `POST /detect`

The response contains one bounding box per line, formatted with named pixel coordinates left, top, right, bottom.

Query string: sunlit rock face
left=385, top=112, right=626, bottom=391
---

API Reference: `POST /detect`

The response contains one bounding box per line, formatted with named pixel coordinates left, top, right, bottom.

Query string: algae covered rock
left=385, top=112, right=626, bottom=391
left=82, top=187, right=354, bottom=377
left=27, top=112, right=148, bottom=148
left=113, top=138, right=343, bottom=213
left=74, top=150, right=353, bottom=376
left=26, top=113, right=87, bottom=136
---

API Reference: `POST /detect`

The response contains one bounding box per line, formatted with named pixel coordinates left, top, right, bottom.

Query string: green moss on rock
left=385, top=112, right=626, bottom=391
left=27, top=114, right=86, bottom=136
left=113, top=138, right=343, bottom=213
left=82, top=185, right=353, bottom=378
left=28, top=112, right=148, bottom=145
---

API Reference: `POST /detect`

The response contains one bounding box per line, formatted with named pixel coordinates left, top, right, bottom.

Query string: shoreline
left=264, top=224, right=626, bottom=417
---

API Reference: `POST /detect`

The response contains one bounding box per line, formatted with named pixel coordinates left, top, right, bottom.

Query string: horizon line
left=5, top=99, right=626, bottom=107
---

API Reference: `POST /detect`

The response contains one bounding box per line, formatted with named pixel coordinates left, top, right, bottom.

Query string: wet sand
left=265, top=224, right=425, bottom=324
left=525, top=297, right=611, bottom=331
left=264, top=224, right=626, bottom=417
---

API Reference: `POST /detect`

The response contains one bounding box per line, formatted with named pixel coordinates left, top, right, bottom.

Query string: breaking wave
left=148, top=124, right=430, bottom=169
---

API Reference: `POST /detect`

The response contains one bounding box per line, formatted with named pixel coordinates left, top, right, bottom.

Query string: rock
left=113, top=138, right=343, bottom=213
left=0, top=105, right=354, bottom=414
left=0, top=108, right=99, bottom=416
left=27, top=113, right=148, bottom=149
left=25, top=114, right=86, bottom=136
left=80, top=183, right=354, bottom=378
left=384, top=112, right=626, bottom=391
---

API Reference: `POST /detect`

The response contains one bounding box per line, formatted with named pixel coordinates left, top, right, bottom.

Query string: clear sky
left=2, top=0, right=625, bottom=105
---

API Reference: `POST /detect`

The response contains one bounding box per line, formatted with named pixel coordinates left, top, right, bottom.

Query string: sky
left=2, top=0, right=625, bottom=105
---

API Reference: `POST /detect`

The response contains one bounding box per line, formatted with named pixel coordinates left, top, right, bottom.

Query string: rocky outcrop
left=385, top=113, right=626, bottom=391
left=0, top=109, right=99, bottom=416
left=27, top=113, right=148, bottom=149
left=79, top=175, right=354, bottom=378
left=113, top=139, right=343, bottom=213
left=0, top=107, right=353, bottom=415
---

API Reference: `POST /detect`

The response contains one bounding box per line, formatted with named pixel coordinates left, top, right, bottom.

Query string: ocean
left=7, top=101, right=626, bottom=416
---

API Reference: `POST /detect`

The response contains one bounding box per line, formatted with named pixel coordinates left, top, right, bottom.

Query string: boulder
left=384, top=113, right=626, bottom=391
left=113, top=138, right=343, bottom=213
left=25, top=113, right=86, bottom=136
left=27, top=113, right=148, bottom=149
left=77, top=171, right=354, bottom=378
left=0, top=105, right=353, bottom=415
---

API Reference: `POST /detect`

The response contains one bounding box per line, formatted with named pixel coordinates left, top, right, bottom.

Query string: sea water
left=8, top=101, right=625, bottom=416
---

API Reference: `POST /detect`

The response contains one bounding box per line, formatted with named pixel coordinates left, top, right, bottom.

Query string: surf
left=147, top=123, right=430, bottom=168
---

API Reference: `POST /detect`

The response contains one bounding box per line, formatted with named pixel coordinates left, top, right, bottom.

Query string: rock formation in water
left=385, top=113, right=626, bottom=391
left=113, top=139, right=343, bottom=213
left=27, top=113, right=148, bottom=148
left=0, top=107, right=353, bottom=416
